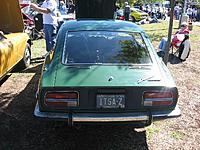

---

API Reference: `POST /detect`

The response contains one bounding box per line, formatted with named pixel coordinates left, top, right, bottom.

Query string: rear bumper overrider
left=34, top=102, right=181, bottom=126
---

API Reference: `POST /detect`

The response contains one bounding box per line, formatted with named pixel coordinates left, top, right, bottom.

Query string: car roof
left=60, top=19, right=144, bottom=33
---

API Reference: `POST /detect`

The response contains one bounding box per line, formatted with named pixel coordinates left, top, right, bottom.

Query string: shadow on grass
left=31, top=57, right=44, bottom=64
left=144, top=28, right=168, bottom=32
left=0, top=55, right=44, bottom=86
left=148, top=33, right=166, bottom=42
left=168, top=54, right=182, bottom=64
left=1, top=56, right=44, bottom=83
left=145, top=27, right=179, bottom=32
left=0, top=64, right=149, bottom=150
left=0, top=74, right=11, bottom=86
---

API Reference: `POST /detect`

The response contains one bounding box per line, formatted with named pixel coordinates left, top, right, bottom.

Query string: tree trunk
left=75, top=0, right=117, bottom=19
left=163, top=0, right=175, bottom=65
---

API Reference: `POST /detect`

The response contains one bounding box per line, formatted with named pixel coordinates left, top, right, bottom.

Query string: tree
left=147, top=0, right=164, bottom=3
left=163, top=0, right=175, bottom=65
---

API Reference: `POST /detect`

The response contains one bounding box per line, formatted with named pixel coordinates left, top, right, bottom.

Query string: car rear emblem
left=108, top=76, right=114, bottom=82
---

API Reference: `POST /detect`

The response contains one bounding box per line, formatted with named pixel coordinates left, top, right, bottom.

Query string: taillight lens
left=119, top=16, right=124, bottom=20
left=45, top=92, right=79, bottom=107
left=143, top=91, right=174, bottom=106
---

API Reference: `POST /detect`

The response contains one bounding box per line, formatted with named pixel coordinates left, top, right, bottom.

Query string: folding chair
left=170, top=34, right=185, bottom=56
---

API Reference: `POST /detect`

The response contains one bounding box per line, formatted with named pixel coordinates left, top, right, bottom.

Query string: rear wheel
left=19, top=43, right=31, bottom=69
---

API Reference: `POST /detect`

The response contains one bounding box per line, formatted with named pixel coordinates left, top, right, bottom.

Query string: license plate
left=96, top=94, right=125, bottom=108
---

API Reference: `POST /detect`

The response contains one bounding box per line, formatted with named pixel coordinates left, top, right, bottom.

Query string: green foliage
left=31, top=0, right=37, bottom=3
left=114, top=39, right=149, bottom=63
left=116, top=0, right=135, bottom=7
left=170, top=131, right=185, bottom=140
left=151, top=0, right=164, bottom=3
left=146, top=126, right=160, bottom=140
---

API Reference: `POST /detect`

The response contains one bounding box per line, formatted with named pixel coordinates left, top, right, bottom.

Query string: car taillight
left=45, top=91, right=79, bottom=107
left=119, top=16, right=124, bottom=20
left=143, top=91, right=174, bottom=106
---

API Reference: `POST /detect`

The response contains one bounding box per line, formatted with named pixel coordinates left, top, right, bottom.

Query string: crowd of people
left=117, top=2, right=193, bottom=62
left=29, top=0, right=193, bottom=62
left=174, top=4, right=200, bottom=21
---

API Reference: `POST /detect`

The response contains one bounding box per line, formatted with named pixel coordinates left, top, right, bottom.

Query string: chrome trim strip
left=72, top=114, right=149, bottom=122
left=34, top=103, right=149, bottom=122
left=144, top=98, right=173, bottom=101
left=34, top=102, right=181, bottom=122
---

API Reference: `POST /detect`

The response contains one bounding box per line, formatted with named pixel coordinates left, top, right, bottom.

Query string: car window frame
left=61, top=30, right=153, bottom=66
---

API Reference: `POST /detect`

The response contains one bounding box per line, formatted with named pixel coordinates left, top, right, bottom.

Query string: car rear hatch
left=40, top=64, right=178, bottom=112
left=0, top=0, right=24, bottom=33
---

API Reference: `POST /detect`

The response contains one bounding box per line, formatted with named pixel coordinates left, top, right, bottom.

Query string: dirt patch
left=0, top=60, right=149, bottom=150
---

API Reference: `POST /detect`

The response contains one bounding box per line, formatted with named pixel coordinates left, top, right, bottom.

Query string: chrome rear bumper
left=34, top=102, right=181, bottom=126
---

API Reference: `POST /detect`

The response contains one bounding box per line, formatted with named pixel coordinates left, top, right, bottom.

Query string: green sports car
left=34, top=20, right=180, bottom=127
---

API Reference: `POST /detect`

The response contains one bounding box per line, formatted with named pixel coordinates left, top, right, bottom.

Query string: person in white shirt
left=187, top=7, right=193, bottom=20
left=30, top=0, right=58, bottom=52
left=174, top=5, right=180, bottom=20
left=59, top=1, right=67, bottom=15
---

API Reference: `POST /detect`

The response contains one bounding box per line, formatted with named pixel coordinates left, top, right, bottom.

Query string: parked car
left=130, top=8, right=149, bottom=22
left=34, top=20, right=181, bottom=127
left=0, top=0, right=31, bottom=80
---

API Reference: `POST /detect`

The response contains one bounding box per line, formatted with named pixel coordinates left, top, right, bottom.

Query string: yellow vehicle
left=0, top=0, right=31, bottom=80
left=130, top=8, right=148, bottom=22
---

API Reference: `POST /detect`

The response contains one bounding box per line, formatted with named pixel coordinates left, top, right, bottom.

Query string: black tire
left=131, top=16, right=136, bottom=22
left=19, top=43, right=31, bottom=69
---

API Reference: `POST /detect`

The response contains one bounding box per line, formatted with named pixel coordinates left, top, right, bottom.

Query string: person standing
left=174, top=5, right=180, bottom=20
left=114, top=4, right=120, bottom=19
left=187, top=6, right=193, bottom=20
left=197, top=8, right=200, bottom=21
left=30, top=0, right=58, bottom=52
left=192, top=7, right=197, bottom=21
left=68, top=0, right=75, bottom=14
left=59, top=0, right=67, bottom=15
left=124, top=2, right=130, bottom=21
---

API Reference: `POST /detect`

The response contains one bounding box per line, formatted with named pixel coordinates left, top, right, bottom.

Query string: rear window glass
left=62, top=31, right=151, bottom=64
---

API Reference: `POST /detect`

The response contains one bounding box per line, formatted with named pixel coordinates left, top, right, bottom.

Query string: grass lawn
left=141, top=21, right=200, bottom=149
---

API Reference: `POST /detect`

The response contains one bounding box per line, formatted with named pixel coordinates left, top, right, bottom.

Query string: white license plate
left=96, top=94, right=125, bottom=108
